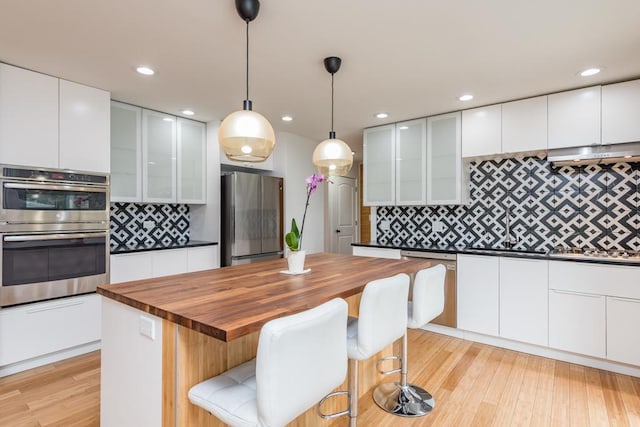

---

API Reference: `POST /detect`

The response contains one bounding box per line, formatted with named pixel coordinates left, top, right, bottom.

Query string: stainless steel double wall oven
left=0, top=165, right=110, bottom=307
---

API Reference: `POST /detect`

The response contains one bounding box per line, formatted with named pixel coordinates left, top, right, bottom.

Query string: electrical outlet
left=143, top=220, right=155, bottom=230
left=380, top=220, right=391, bottom=231
left=433, top=220, right=446, bottom=233
left=139, top=315, right=156, bottom=340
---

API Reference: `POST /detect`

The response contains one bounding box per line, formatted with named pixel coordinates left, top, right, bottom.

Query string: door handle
left=336, top=229, right=341, bottom=233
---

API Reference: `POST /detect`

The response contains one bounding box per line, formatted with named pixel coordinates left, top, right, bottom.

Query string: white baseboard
left=0, top=341, right=101, bottom=378
left=422, top=324, right=640, bottom=378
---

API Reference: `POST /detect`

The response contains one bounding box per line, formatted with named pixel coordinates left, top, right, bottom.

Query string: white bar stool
left=319, top=273, right=410, bottom=427
left=373, top=264, right=446, bottom=417
left=188, top=298, right=348, bottom=427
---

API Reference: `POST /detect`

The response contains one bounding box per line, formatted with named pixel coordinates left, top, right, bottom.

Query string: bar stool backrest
left=408, top=264, right=446, bottom=329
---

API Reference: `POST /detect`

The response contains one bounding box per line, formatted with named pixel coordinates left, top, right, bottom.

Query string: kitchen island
left=98, top=252, right=431, bottom=427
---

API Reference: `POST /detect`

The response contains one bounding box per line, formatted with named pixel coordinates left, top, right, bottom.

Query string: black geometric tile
left=110, top=202, right=190, bottom=249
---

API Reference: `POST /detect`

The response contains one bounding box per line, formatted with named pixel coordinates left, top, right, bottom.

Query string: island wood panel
left=165, top=293, right=396, bottom=427
left=98, top=253, right=432, bottom=342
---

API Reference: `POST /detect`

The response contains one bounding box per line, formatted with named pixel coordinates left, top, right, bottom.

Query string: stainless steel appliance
left=221, top=172, right=283, bottom=266
left=0, top=165, right=110, bottom=307
left=549, top=246, right=640, bottom=263
left=400, top=250, right=457, bottom=328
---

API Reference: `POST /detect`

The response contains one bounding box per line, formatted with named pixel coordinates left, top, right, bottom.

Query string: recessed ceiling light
left=281, top=115, right=293, bottom=122
left=136, top=66, right=155, bottom=76
left=376, top=112, right=389, bottom=119
left=181, top=110, right=195, bottom=116
left=459, top=94, right=474, bottom=101
left=580, top=68, right=601, bottom=77
left=399, top=126, right=409, bottom=130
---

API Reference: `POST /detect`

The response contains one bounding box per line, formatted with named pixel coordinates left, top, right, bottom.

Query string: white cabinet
left=0, top=63, right=110, bottom=172
left=602, top=79, right=640, bottom=145
left=363, top=124, right=396, bottom=206
left=607, top=296, right=640, bottom=366
left=395, top=119, right=427, bottom=205
left=110, top=102, right=142, bottom=202
left=0, top=294, right=101, bottom=367
left=426, top=112, right=467, bottom=205
left=110, top=245, right=219, bottom=283
left=177, top=118, right=206, bottom=204
left=352, top=246, right=401, bottom=259
left=187, top=245, right=220, bottom=272
left=549, top=289, right=606, bottom=358
left=548, top=86, right=601, bottom=148
left=142, top=110, right=177, bottom=203
left=499, top=258, right=548, bottom=346
left=0, top=63, right=58, bottom=168
left=461, top=104, right=501, bottom=158
left=457, top=254, right=499, bottom=336
left=59, top=79, right=110, bottom=173
left=501, top=96, right=548, bottom=153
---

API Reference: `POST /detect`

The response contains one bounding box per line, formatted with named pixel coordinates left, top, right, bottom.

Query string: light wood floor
left=1, top=330, right=639, bottom=426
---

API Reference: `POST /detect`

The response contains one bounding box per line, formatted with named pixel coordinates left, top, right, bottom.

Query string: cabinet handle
left=26, top=299, right=83, bottom=314
left=550, top=289, right=602, bottom=298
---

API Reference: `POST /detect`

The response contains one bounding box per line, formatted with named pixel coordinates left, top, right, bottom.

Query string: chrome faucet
left=504, top=206, right=517, bottom=248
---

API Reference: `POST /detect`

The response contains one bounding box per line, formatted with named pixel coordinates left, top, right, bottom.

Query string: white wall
left=276, top=132, right=325, bottom=254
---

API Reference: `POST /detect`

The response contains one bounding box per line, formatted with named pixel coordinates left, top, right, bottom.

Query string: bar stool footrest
left=317, top=390, right=350, bottom=419
left=372, top=382, right=434, bottom=417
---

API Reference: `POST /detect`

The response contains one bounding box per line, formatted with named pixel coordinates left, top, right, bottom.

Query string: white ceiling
left=2, top=0, right=640, bottom=161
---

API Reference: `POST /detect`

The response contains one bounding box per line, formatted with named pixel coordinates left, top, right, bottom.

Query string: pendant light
left=218, top=0, right=275, bottom=162
left=312, top=56, right=353, bottom=176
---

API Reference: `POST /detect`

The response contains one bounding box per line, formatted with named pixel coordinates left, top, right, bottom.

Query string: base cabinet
left=549, top=289, right=606, bottom=358
left=0, top=294, right=101, bottom=367
left=457, top=254, right=499, bottom=336
left=607, top=297, right=640, bottom=366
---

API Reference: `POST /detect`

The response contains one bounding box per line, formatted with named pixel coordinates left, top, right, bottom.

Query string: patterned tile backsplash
left=376, top=156, right=640, bottom=251
left=110, top=203, right=190, bottom=249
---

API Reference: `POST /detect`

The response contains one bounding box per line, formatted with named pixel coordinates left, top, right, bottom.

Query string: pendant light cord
left=331, top=72, right=335, bottom=133
left=246, top=21, right=249, bottom=101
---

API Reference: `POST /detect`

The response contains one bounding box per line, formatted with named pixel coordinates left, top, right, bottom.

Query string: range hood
left=548, top=141, right=640, bottom=166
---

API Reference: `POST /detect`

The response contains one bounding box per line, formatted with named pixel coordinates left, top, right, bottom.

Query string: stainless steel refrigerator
left=221, top=172, right=284, bottom=266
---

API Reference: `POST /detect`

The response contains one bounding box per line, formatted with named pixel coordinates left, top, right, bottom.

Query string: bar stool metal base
left=373, top=382, right=434, bottom=417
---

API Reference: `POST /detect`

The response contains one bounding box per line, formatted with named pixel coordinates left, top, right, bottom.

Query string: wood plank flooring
left=1, top=330, right=640, bottom=426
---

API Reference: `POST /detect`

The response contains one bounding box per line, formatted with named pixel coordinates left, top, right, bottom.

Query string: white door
left=328, top=177, right=357, bottom=254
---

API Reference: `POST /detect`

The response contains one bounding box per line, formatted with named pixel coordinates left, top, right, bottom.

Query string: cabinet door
left=549, top=289, right=605, bottom=358
left=187, top=246, right=219, bottom=272
left=602, top=79, right=640, bottom=145
left=427, top=112, right=463, bottom=205
left=0, top=294, right=101, bottom=366
left=110, top=101, right=142, bottom=202
left=142, top=110, right=177, bottom=203
left=548, top=86, right=601, bottom=148
left=499, top=258, right=548, bottom=346
left=151, top=248, right=187, bottom=278
left=110, top=253, right=153, bottom=283
left=457, top=254, right=499, bottom=336
left=363, top=124, right=395, bottom=206
left=395, top=119, right=426, bottom=205
left=607, top=296, right=640, bottom=366
left=177, top=118, right=206, bottom=204
left=502, top=96, right=547, bottom=153
left=351, top=246, right=401, bottom=259
left=0, top=63, right=58, bottom=168
left=59, top=80, right=110, bottom=173
left=461, top=104, right=501, bottom=158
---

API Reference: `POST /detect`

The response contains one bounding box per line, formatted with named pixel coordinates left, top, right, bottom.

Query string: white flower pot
left=287, top=250, right=306, bottom=273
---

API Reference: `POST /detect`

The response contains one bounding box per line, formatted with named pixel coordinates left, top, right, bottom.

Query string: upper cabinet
left=461, top=104, right=501, bottom=158
left=427, top=112, right=467, bottom=205
left=111, top=101, right=206, bottom=204
left=363, top=124, right=396, bottom=206
left=177, top=118, right=206, bottom=204
left=395, top=119, right=427, bottom=205
left=602, top=79, right=640, bottom=145
left=501, top=95, right=547, bottom=153
left=548, top=86, right=601, bottom=149
left=0, top=63, right=110, bottom=173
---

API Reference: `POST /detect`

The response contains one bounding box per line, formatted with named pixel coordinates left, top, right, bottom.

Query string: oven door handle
left=4, top=232, right=107, bottom=242
left=3, top=182, right=107, bottom=193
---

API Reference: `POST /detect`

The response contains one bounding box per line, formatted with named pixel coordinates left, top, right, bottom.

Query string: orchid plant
left=285, top=173, right=325, bottom=252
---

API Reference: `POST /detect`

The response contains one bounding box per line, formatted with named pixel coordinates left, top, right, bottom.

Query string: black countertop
left=111, top=240, right=218, bottom=255
left=352, top=241, right=640, bottom=267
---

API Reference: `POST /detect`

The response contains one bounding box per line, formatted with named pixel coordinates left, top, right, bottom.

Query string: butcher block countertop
left=97, top=252, right=431, bottom=342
